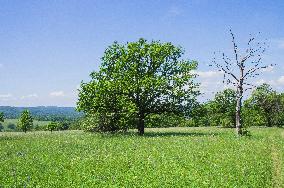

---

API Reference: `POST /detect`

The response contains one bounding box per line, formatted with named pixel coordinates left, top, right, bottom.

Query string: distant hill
left=0, top=106, right=83, bottom=121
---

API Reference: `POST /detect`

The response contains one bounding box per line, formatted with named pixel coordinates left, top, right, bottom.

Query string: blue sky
left=0, top=0, right=283, bottom=107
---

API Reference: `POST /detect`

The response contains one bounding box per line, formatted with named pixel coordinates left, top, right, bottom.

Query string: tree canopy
left=77, top=38, right=199, bottom=134
left=243, top=84, right=284, bottom=127
left=190, top=89, right=237, bottom=127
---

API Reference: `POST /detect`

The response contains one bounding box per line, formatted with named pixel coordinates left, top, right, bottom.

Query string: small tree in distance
left=47, top=122, right=59, bottom=132
left=0, top=112, right=4, bottom=123
left=18, top=110, right=33, bottom=133
left=211, top=30, right=274, bottom=135
left=0, top=112, right=5, bottom=132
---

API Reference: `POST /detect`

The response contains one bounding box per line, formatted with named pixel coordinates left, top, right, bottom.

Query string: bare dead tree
left=211, top=30, right=273, bottom=135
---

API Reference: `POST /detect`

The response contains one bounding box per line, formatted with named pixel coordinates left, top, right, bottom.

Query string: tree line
left=190, top=84, right=284, bottom=128
left=0, top=110, right=82, bottom=132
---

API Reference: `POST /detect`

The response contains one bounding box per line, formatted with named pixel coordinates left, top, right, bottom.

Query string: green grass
left=0, top=127, right=283, bottom=187
left=1, top=119, right=50, bottom=131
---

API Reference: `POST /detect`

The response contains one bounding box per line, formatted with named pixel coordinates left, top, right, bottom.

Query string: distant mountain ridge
left=0, top=106, right=83, bottom=121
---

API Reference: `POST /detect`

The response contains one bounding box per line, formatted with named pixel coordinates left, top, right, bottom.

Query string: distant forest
left=0, top=106, right=83, bottom=121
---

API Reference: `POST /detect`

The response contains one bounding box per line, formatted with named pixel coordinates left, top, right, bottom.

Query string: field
left=0, top=127, right=283, bottom=187
left=1, top=119, right=50, bottom=131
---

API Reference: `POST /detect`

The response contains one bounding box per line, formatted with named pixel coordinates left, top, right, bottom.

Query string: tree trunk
left=267, top=115, right=272, bottom=127
left=236, top=83, right=243, bottom=135
left=236, top=96, right=242, bottom=135
left=236, top=65, right=244, bottom=135
left=138, top=112, right=145, bottom=135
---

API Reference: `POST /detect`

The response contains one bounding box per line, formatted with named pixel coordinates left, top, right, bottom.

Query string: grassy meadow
left=0, top=127, right=283, bottom=187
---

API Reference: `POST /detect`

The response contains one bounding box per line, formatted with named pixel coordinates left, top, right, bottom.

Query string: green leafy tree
left=243, top=84, right=284, bottom=127
left=190, top=89, right=237, bottom=127
left=211, top=89, right=237, bottom=127
left=189, top=102, right=210, bottom=127
left=0, top=112, right=4, bottom=123
left=78, top=38, right=199, bottom=134
left=18, top=110, right=33, bottom=133
left=47, top=122, right=59, bottom=132
left=0, top=112, right=4, bottom=132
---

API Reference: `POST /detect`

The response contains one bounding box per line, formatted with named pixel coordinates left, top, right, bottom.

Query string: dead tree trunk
left=236, top=86, right=243, bottom=134
left=235, top=64, right=244, bottom=134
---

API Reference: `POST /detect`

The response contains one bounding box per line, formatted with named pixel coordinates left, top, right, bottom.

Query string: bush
left=33, top=124, right=49, bottom=131
left=81, top=112, right=134, bottom=133
left=7, top=123, right=16, bottom=130
left=57, top=121, right=70, bottom=130
left=47, top=122, right=59, bottom=132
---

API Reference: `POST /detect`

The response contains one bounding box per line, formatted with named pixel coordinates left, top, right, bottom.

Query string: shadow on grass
left=143, top=131, right=221, bottom=137
left=97, top=130, right=223, bottom=138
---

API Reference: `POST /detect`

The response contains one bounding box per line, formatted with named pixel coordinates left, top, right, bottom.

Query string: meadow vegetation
left=0, top=127, right=283, bottom=187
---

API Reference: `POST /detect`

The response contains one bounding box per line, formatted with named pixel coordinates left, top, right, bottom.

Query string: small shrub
left=7, top=123, right=16, bottom=130
left=47, top=122, right=59, bottom=132
left=57, top=121, right=70, bottom=131
left=240, top=128, right=251, bottom=136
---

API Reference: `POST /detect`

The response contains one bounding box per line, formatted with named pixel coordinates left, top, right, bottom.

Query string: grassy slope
left=0, top=127, right=283, bottom=187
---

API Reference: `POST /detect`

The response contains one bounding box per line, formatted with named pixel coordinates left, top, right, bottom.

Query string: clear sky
left=0, top=0, right=283, bottom=107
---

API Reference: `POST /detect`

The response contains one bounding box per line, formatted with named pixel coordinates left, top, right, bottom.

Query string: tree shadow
left=101, top=130, right=223, bottom=138
left=143, top=131, right=221, bottom=137
left=88, top=128, right=227, bottom=138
